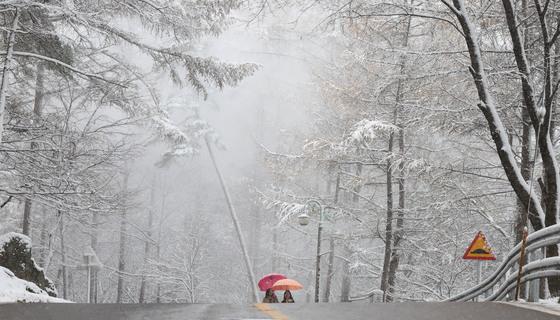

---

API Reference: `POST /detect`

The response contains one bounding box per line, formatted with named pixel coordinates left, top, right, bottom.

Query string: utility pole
left=205, top=135, right=258, bottom=303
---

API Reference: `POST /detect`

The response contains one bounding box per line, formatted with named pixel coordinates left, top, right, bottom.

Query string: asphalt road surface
left=0, top=302, right=558, bottom=320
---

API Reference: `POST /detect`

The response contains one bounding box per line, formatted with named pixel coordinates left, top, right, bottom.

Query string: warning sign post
left=463, top=231, right=496, bottom=301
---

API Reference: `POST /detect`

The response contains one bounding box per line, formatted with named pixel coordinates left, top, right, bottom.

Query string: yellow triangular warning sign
left=463, top=231, right=496, bottom=260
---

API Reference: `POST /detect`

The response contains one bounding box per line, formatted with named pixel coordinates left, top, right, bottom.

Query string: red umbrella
left=258, top=273, right=287, bottom=291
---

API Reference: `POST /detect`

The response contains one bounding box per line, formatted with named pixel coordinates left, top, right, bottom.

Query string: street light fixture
left=298, top=199, right=329, bottom=303
left=298, top=212, right=310, bottom=226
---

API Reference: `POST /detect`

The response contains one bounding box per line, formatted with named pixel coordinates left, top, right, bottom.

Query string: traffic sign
left=463, top=231, right=496, bottom=260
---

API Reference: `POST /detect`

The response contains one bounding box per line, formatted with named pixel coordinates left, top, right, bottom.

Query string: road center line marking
left=254, top=303, right=290, bottom=320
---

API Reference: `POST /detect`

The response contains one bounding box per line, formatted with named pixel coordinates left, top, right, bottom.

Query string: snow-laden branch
left=443, top=0, right=546, bottom=229
left=2, top=51, right=125, bottom=86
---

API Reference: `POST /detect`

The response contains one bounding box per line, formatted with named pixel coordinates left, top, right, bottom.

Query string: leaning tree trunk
left=249, top=105, right=264, bottom=271
left=249, top=199, right=262, bottom=274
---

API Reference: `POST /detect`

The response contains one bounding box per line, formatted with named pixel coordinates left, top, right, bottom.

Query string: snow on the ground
left=0, top=266, right=69, bottom=304
left=506, top=298, right=560, bottom=316
left=534, top=298, right=560, bottom=312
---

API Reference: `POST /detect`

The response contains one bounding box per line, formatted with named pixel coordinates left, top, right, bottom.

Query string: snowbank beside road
left=0, top=266, right=68, bottom=303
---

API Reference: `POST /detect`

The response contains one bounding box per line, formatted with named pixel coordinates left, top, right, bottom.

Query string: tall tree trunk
left=340, top=164, right=362, bottom=302
left=139, top=177, right=155, bottom=303
left=43, top=228, right=54, bottom=275
left=154, top=183, right=166, bottom=304
left=89, top=212, right=99, bottom=303
left=22, top=200, right=32, bottom=236
left=515, top=0, right=532, bottom=244
left=323, top=237, right=335, bottom=302
left=272, top=228, right=278, bottom=271
left=340, top=243, right=351, bottom=302
left=547, top=7, right=560, bottom=299
left=500, top=0, right=560, bottom=295
left=205, top=135, right=259, bottom=303
left=353, top=163, right=363, bottom=203
left=515, top=108, right=532, bottom=299
left=155, top=243, right=161, bottom=303
left=116, top=173, right=128, bottom=304
left=58, top=211, right=68, bottom=299
left=39, top=212, right=49, bottom=267
left=387, top=127, right=406, bottom=302
left=385, top=10, right=412, bottom=301
left=323, top=172, right=341, bottom=302
left=249, top=195, right=261, bottom=276
left=380, top=132, right=394, bottom=302
left=21, top=63, right=45, bottom=236
left=0, top=9, right=19, bottom=142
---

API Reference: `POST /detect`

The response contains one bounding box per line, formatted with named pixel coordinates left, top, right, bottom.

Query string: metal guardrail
left=446, top=224, right=560, bottom=302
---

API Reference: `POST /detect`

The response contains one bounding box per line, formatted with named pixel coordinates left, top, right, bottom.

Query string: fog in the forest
left=126, top=11, right=321, bottom=303
left=2, top=1, right=559, bottom=306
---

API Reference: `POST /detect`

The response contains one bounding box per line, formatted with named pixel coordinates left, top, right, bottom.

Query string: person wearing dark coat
left=262, top=288, right=279, bottom=303
left=282, top=290, right=295, bottom=303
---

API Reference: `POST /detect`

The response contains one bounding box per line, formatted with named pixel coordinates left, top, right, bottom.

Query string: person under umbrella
left=262, top=288, right=279, bottom=303
left=271, top=279, right=302, bottom=303
left=281, top=290, right=294, bottom=303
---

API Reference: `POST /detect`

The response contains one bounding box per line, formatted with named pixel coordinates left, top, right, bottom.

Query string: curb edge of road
left=499, top=301, right=560, bottom=317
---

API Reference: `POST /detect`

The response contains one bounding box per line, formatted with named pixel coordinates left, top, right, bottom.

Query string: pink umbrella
left=258, top=273, right=287, bottom=291
left=271, top=278, right=303, bottom=291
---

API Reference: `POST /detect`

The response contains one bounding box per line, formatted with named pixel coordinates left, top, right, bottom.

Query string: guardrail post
left=540, top=247, right=548, bottom=299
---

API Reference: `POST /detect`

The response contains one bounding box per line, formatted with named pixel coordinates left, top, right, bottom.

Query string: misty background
left=1, top=0, right=556, bottom=306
